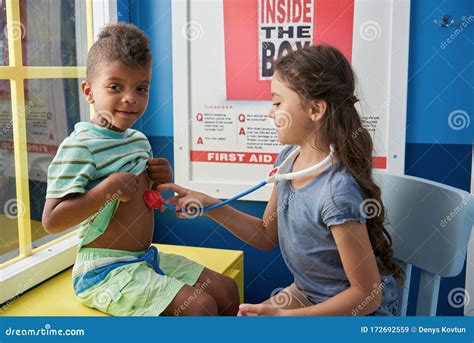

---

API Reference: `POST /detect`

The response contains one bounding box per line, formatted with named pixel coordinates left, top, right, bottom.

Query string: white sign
left=172, top=0, right=410, bottom=201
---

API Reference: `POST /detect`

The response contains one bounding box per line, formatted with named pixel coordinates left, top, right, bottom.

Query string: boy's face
left=81, top=61, right=152, bottom=131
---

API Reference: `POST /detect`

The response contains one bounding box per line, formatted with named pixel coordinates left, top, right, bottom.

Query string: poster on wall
left=173, top=0, right=410, bottom=201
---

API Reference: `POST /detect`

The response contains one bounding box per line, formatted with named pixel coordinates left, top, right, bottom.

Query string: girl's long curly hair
left=274, top=45, right=404, bottom=281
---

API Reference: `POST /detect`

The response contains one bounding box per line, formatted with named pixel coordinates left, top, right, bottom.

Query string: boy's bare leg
left=194, top=268, right=240, bottom=316
left=161, top=284, right=218, bottom=316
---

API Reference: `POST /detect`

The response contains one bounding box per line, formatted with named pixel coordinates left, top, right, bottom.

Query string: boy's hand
left=106, top=172, right=140, bottom=203
left=154, top=183, right=218, bottom=218
left=147, top=158, right=173, bottom=185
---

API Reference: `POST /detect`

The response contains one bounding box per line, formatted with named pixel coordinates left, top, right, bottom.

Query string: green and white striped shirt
left=46, top=122, right=153, bottom=199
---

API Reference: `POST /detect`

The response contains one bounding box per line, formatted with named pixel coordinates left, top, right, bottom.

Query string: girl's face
left=269, top=72, right=316, bottom=145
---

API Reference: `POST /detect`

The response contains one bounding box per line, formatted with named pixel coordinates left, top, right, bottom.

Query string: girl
left=158, top=45, right=402, bottom=316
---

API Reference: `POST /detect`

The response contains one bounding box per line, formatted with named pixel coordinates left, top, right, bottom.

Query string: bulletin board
left=172, top=0, right=411, bottom=201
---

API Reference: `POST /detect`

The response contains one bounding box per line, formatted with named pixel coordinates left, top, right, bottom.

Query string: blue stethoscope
left=144, top=145, right=336, bottom=213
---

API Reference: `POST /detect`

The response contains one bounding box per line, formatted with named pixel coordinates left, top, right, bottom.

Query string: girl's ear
left=309, top=100, right=327, bottom=122
left=81, top=80, right=94, bottom=104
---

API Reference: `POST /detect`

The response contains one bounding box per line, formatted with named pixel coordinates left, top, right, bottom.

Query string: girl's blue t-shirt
left=275, top=145, right=398, bottom=316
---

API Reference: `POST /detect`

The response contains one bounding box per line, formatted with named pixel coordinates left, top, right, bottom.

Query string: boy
left=42, top=23, right=239, bottom=316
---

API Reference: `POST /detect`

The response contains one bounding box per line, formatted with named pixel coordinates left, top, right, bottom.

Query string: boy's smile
left=81, top=61, right=152, bottom=131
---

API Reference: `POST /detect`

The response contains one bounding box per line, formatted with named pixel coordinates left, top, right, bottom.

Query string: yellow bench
left=2, top=244, right=244, bottom=316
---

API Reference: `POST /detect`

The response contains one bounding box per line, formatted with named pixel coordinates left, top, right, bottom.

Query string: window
left=0, top=0, right=116, bottom=304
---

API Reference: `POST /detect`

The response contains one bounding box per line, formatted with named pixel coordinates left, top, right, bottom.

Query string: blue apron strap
left=138, top=246, right=164, bottom=275
left=74, top=246, right=164, bottom=294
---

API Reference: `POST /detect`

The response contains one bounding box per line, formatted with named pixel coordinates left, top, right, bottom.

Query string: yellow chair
left=1, top=244, right=244, bottom=316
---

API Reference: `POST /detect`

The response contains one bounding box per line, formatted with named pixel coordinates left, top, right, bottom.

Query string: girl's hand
left=238, top=303, right=286, bottom=316
left=155, top=183, right=219, bottom=218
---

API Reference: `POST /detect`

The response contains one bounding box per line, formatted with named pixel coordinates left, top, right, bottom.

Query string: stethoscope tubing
left=162, top=145, right=335, bottom=214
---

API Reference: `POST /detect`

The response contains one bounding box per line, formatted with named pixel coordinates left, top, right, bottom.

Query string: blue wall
left=404, top=0, right=472, bottom=315
left=406, top=0, right=473, bottom=145
left=120, top=0, right=473, bottom=315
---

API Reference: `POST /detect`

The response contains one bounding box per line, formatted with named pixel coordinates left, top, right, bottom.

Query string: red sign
left=223, top=0, right=355, bottom=100
left=191, top=150, right=278, bottom=164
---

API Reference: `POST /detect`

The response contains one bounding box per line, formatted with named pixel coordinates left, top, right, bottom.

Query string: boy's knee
left=165, top=285, right=217, bottom=316
left=220, top=275, right=240, bottom=303
left=211, top=275, right=240, bottom=316
left=187, top=292, right=218, bottom=316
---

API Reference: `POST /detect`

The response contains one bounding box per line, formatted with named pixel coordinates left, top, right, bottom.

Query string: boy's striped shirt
left=46, top=122, right=152, bottom=199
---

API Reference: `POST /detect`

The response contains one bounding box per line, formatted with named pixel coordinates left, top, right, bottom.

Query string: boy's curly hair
left=86, top=23, right=151, bottom=81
